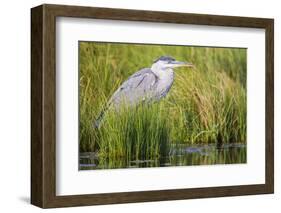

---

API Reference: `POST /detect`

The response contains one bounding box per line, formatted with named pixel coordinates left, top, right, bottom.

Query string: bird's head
left=152, top=56, right=194, bottom=71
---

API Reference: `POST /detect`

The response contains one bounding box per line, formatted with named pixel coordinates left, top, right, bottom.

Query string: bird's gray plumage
left=94, top=56, right=192, bottom=128
left=95, top=68, right=165, bottom=128
left=110, top=68, right=160, bottom=106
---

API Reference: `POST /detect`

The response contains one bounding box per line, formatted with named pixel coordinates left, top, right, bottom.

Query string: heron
left=94, top=56, right=194, bottom=128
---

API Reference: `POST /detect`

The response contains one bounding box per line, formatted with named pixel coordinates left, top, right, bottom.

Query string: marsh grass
left=97, top=103, right=170, bottom=160
left=79, top=42, right=247, bottom=161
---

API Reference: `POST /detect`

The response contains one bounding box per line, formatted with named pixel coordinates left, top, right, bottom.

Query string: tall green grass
left=79, top=42, right=247, bottom=161
left=97, top=103, right=170, bottom=160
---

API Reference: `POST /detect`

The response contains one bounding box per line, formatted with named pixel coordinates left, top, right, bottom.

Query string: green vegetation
left=97, top=103, right=170, bottom=161
left=79, top=42, right=247, bottom=163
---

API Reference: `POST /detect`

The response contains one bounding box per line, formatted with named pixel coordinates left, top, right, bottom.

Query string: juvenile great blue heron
left=94, top=56, right=193, bottom=127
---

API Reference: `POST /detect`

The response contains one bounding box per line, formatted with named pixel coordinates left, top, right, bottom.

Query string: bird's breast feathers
left=155, top=69, right=174, bottom=92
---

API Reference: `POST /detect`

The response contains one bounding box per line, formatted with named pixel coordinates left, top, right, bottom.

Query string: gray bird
left=94, top=56, right=193, bottom=128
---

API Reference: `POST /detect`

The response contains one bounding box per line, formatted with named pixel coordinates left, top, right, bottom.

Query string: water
left=79, top=143, right=246, bottom=170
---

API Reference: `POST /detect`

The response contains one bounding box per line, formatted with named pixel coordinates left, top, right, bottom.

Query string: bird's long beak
left=172, top=61, right=194, bottom=68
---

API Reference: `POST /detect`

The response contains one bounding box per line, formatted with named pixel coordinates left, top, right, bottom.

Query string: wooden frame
left=31, top=4, right=274, bottom=208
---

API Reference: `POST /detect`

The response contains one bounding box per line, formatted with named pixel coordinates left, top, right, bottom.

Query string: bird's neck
left=151, top=64, right=173, bottom=79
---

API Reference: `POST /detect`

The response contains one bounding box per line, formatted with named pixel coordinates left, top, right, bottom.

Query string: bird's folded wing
left=109, top=68, right=158, bottom=106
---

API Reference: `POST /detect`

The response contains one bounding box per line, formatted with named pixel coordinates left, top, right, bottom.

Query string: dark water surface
left=79, top=143, right=246, bottom=170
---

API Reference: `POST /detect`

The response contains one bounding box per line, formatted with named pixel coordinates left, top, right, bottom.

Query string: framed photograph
left=31, top=4, right=274, bottom=208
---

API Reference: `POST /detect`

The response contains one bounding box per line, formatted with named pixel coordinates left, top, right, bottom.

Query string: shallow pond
left=79, top=143, right=246, bottom=170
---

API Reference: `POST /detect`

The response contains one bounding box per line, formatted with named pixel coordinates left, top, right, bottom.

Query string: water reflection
left=79, top=143, right=246, bottom=170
